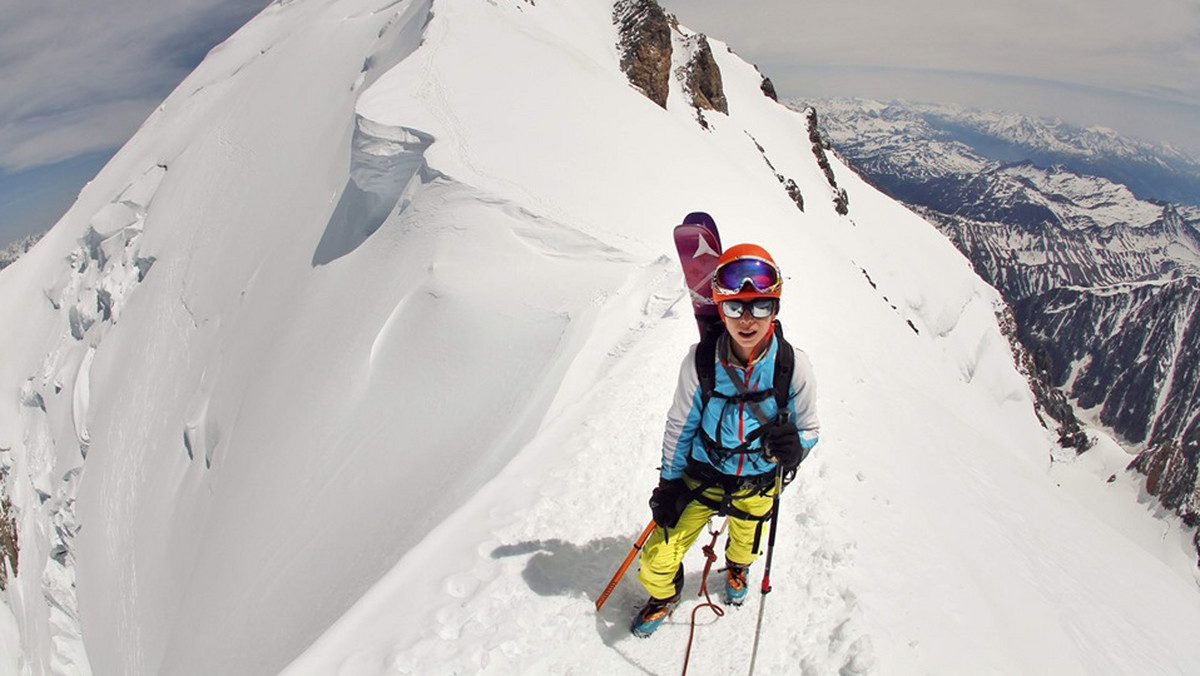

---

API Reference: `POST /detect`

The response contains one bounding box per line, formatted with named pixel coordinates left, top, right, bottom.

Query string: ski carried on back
left=595, top=212, right=724, bottom=616
left=673, top=211, right=723, bottom=337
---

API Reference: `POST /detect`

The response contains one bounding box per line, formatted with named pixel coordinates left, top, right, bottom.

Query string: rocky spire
left=613, top=0, right=672, bottom=108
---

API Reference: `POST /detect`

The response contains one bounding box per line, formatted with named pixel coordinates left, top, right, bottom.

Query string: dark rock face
left=614, top=0, right=672, bottom=109
left=804, top=108, right=849, bottom=215
left=760, top=74, right=778, bottom=101
left=1129, top=441, right=1199, bottom=534
left=1016, top=279, right=1200, bottom=447
left=679, top=35, right=726, bottom=114
left=613, top=1, right=732, bottom=128
left=0, top=492, right=16, bottom=590
left=996, top=303, right=1091, bottom=450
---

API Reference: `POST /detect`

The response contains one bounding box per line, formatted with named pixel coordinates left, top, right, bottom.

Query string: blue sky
left=2, top=0, right=1198, bottom=248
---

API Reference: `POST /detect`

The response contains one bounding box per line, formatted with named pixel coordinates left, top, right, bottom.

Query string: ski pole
left=595, top=520, right=657, bottom=611
left=748, top=465, right=784, bottom=676
left=759, top=467, right=784, bottom=594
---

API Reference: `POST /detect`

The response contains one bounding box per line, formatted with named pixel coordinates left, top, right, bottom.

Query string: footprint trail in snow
left=312, top=265, right=877, bottom=675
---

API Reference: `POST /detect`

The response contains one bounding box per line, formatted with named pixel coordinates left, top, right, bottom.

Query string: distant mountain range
left=811, top=98, right=1200, bottom=207
left=805, top=97, right=1200, bottom=535
left=0, top=233, right=42, bottom=272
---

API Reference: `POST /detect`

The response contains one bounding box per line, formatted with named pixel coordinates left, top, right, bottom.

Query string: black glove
left=763, top=419, right=803, bottom=470
left=649, top=478, right=690, bottom=529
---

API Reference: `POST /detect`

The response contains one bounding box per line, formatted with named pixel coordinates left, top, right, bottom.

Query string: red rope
left=681, top=524, right=727, bottom=676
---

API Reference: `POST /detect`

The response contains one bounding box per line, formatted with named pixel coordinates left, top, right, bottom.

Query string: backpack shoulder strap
left=771, top=320, right=795, bottom=415
left=694, top=320, right=723, bottom=407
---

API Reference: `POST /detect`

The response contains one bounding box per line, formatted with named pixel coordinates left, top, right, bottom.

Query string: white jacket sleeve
left=660, top=345, right=702, bottom=481
left=788, top=347, right=820, bottom=448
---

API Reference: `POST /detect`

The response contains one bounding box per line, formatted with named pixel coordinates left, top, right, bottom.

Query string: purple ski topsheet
left=673, top=221, right=722, bottom=336
left=682, top=211, right=720, bottom=250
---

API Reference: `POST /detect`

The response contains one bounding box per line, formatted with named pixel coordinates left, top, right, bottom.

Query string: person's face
left=719, top=298, right=778, bottom=360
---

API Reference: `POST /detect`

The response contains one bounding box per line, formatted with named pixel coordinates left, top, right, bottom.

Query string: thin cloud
left=661, top=0, right=1200, bottom=106
left=0, top=0, right=268, bottom=171
left=660, top=0, right=1200, bottom=155
left=771, top=63, right=1200, bottom=157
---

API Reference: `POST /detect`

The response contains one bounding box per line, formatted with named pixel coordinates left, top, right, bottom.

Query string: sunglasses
left=713, top=257, right=782, bottom=297
left=720, top=298, right=779, bottom=319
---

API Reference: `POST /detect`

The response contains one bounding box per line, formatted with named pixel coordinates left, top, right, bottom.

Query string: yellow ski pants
left=637, top=476, right=776, bottom=600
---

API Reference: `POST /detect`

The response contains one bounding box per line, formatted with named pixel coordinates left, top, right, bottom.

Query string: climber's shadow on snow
left=491, top=531, right=716, bottom=649
left=490, top=537, right=621, bottom=597
left=491, top=534, right=637, bottom=646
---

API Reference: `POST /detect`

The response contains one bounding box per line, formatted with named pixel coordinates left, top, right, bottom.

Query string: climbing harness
left=693, top=321, right=796, bottom=469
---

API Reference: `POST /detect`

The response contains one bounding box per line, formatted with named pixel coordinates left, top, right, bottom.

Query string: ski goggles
left=712, top=256, right=782, bottom=297
left=720, top=298, right=779, bottom=319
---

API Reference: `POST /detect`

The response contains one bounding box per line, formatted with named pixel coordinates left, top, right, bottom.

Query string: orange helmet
left=711, top=243, right=782, bottom=303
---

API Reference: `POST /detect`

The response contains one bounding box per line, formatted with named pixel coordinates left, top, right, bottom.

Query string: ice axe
left=595, top=520, right=656, bottom=611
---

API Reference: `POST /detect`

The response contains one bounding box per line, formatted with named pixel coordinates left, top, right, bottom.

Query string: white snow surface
left=1, top=0, right=1198, bottom=674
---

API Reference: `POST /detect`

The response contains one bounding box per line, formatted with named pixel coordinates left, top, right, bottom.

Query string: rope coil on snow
left=681, top=519, right=728, bottom=676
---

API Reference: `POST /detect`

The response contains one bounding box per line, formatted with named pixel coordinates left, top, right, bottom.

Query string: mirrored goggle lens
left=720, top=299, right=778, bottom=319
left=714, top=257, right=780, bottom=296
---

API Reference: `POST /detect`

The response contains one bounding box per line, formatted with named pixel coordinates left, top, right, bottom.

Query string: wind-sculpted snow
left=0, top=159, right=164, bottom=674
left=314, top=118, right=434, bottom=264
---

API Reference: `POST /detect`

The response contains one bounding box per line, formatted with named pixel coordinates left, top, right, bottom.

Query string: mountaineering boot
left=631, top=565, right=684, bottom=637
left=630, top=592, right=681, bottom=638
left=723, top=561, right=749, bottom=606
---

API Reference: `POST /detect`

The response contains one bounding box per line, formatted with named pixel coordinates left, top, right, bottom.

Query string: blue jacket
left=660, top=331, right=819, bottom=481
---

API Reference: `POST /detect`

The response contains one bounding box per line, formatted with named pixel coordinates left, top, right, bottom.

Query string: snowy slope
left=1, top=0, right=1198, bottom=674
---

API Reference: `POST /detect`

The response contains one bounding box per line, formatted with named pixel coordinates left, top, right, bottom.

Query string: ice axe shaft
left=595, top=520, right=657, bottom=611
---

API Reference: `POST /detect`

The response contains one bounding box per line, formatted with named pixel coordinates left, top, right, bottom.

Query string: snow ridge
left=3, top=1, right=1200, bottom=674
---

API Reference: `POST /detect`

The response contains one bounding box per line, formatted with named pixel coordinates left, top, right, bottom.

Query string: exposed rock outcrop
left=758, top=68, right=778, bottom=101
left=613, top=0, right=672, bottom=108
left=804, top=108, right=849, bottom=215
left=1130, top=440, right=1199, bottom=530
left=994, top=302, right=1091, bottom=451
left=678, top=34, right=727, bottom=114
left=0, top=488, right=15, bottom=590
left=748, top=133, right=804, bottom=212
